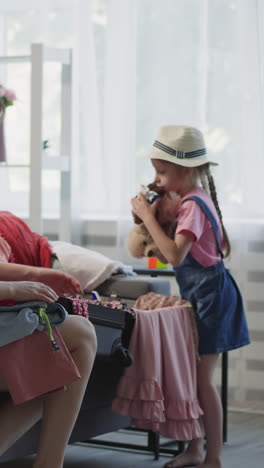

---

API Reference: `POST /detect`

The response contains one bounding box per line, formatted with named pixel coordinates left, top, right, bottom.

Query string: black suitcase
left=57, top=298, right=135, bottom=367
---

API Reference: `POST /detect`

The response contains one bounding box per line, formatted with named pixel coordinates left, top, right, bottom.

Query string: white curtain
left=74, top=0, right=264, bottom=223
left=1, top=0, right=264, bottom=221
left=76, top=0, right=137, bottom=218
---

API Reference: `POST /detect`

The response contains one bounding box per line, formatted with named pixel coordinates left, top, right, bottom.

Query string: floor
left=0, top=410, right=263, bottom=468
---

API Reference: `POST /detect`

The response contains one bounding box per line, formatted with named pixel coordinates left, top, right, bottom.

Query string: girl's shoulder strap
left=181, top=195, right=224, bottom=258
left=181, top=195, right=214, bottom=219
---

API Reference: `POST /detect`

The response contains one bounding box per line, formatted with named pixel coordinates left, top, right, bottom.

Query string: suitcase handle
left=111, top=339, right=133, bottom=367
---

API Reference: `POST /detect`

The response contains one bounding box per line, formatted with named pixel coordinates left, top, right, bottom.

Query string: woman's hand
left=131, top=193, right=159, bottom=223
left=34, top=269, right=83, bottom=297
left=0, top=281, right=59, bottom=303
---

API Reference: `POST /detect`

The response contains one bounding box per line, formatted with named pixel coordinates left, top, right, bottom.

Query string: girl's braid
left=198, top=163, right=231, bottom=257
left=205, top=165, right=223, bottom=221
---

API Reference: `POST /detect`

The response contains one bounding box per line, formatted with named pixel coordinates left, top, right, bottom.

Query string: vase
left=0, top=120, right=6, bottom=162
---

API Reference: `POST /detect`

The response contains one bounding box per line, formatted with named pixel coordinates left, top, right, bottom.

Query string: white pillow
left=50, top=241, right=123, bottom=292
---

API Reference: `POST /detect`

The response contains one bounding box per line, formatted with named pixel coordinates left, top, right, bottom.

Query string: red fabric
left=0, top=211, right=52, bottom=267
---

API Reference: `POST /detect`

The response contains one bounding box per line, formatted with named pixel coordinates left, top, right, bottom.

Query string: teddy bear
left=126, top=222, right=162, bottom=259
left=127, top=183, right=181, bottom=259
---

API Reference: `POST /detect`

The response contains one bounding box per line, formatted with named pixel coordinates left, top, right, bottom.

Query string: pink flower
left=0, top=86, right=5, bottom=98
left=4, top=89, right=16, bottom=101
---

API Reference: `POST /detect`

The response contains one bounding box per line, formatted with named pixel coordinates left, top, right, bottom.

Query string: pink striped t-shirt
left=176, top=187, right=224, bottom=267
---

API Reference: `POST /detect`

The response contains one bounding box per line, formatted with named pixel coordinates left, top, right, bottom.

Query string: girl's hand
left=0, top=281, right=59, bottom=303
left=131, top=193, right=159, bottom=222
left=34, top=269, right=83, bottom=297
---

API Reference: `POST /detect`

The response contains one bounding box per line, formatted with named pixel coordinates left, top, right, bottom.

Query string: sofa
left=0, top=273, right=171, bottom=463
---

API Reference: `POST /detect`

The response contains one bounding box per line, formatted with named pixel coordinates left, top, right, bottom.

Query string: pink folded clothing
left=112, top=302, right=203, bottom=441
left=134, top=292, right=191, bottom=310
left=134, top=292, right=199, bottom=354
left=0, top=328, right=80, bottom=405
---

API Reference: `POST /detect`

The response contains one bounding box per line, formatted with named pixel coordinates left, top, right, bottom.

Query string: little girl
left=131, top=125, right=250, bottom=468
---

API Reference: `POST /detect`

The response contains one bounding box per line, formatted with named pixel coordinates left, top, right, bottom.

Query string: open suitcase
left=57, top=298, right=135, bottom=367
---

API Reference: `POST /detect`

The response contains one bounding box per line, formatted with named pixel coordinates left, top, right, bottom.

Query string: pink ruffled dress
left=112, top=293, right=203, bottom=441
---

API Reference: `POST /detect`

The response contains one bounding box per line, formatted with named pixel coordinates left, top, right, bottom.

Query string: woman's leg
left=0, top=385, right=43, bottom=456
left=33, top=315, right=97, bottom=468
left=164, top=353, right=222, bottom=468
left=0, top=315, right=96, bottom=468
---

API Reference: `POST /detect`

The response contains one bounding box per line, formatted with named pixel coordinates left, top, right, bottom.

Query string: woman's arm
left=0, top=263, right=41, bottom=282
left=0, top=281, right=58, bottom=303
left=0, top=263, right=82, bottom=296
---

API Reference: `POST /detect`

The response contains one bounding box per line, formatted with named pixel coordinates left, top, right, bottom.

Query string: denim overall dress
left=174, top=196, right=250, bottom=355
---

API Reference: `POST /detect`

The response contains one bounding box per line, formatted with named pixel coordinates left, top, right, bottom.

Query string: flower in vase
left=0, top=84, right=16, bottom=109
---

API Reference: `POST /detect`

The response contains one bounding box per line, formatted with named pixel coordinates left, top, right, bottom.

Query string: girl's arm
left=144, top=215, right=193, bottom=267
left=131, top=194, right=193, bottom=267
left=0, top=263, right=82, bottom=296
left=156, top=251, right=170, bottom=264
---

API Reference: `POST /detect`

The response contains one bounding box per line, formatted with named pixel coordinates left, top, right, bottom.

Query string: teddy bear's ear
left=138, top=223, right=150, bottom=237
left=132, top=210, right=142, bottom=225
left=137, top=222, right=146, bottom=230
left=126, top=225, right=145, bottom=258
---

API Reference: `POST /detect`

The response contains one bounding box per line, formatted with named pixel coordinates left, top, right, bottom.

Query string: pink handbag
left=0, top=327, right=80, bottom=404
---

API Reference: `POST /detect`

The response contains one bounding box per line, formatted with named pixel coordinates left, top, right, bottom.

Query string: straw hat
left=147, top=125, right=217, bottom=167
